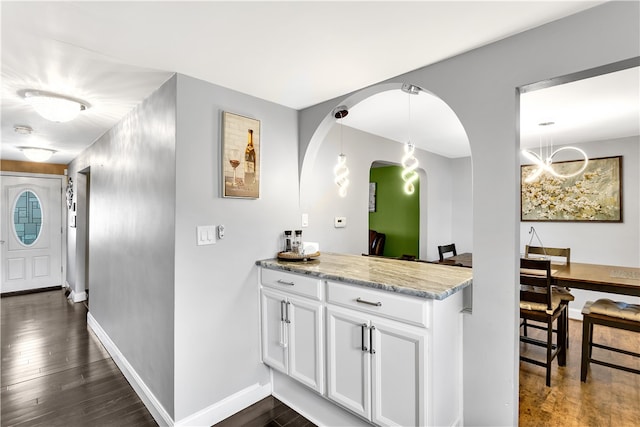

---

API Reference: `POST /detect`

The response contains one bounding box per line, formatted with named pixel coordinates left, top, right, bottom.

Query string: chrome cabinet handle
left=369, top=325, right=376, bottom=354
left=280, top=300, right=286, bottom=322
left=285, top=301, right=291, bottom=324
left=356, top=297, right=382, bottom=307
left=277, top=279, right=295, bottom=286
left=361, top=323, right=368, bottom=352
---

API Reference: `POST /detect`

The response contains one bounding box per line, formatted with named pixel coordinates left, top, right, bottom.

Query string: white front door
left=1, top=175, right=63, bottom=293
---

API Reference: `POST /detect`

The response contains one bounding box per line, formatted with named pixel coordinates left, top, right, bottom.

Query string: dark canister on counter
left=284, top=230, right=292, bottom=252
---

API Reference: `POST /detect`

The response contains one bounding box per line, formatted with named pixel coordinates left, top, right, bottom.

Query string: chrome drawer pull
left=276, top=279, right=295, bottom=286
left=356, top=297, right=382, bottom=307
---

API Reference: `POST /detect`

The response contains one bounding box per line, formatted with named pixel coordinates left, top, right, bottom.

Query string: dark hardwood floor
left=213, top=396, right=315, bottom=427
left=519, top=318, right=640, bottom=426
left=1, top=289, right=157, bottom=427
left=5, top=289, right=636, bottom=427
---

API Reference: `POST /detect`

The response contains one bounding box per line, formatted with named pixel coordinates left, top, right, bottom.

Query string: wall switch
left=217, top=225, right=225, bottom=240
left=301, top=213, right=309, bottom=227
left=197, top=225, right=216, bottom=246
left=334, top=216, right=347, bottom=228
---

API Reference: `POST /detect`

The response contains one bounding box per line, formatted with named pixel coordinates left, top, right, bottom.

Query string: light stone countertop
left=256, top=252, right=473, bottom=300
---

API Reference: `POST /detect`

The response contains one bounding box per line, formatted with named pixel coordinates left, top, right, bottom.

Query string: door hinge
left=61, top=266, right=63, bottom=273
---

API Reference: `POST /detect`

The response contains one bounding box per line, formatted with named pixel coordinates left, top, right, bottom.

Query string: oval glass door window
left=13, top=190, right=43, bottom=246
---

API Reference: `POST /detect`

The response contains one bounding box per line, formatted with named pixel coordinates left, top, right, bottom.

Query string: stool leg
left=546, top=316, right=553, bottom=387
left=558, top=309, right=567, bottom=366
left=581, top=315, right=591, bottom=382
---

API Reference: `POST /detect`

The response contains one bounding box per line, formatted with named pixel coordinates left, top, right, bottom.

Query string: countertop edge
left=256, top=258, right=472, bottom=300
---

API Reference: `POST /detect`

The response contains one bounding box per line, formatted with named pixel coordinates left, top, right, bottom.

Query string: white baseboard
left=69, top=290, right=87, bottom=303
left=175, top=382, right=271, bottom=427
left=87, top=313, right=174, bottom=427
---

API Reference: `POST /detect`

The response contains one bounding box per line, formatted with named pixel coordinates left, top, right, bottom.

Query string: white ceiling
left=3, top=0, right=635, bottom=165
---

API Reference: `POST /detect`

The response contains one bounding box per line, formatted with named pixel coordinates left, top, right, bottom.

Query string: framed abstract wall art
left=521, top=155, right=622, bottom=222
left=222, top=111, right=260, bottom=199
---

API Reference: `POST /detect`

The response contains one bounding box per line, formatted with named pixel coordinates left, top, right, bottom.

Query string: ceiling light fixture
left=333, top=106, right=350, bottom=198
left=18, top=89, right=90, bottom=123
left=400, top=84, right=420, bottom=195
left=522, top=122, right=589, bottom=183
left=18, top=147, right=57, bottom=162
left=14, top=125, right=34, bottom=135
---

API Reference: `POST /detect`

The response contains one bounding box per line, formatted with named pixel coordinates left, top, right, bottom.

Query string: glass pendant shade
left=522, top=122, right=589, bottom=182
left=334, top=153, right=350, bottom=197
left=401, top=142, right=419, bottom=194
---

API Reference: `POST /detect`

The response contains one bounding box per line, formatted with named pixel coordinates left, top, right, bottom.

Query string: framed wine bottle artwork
left=221, top=111, right=261, bottom=198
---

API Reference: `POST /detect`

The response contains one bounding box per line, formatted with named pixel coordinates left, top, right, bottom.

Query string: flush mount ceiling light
left=18, top=147, right=57, bottom=162
left=522, top=121, right=589, bottom=183
left=333, top=106, right=350, bottom=198
left=400, top=84, right=421, bottom=195
left=18, top=89, right=90, bottom=123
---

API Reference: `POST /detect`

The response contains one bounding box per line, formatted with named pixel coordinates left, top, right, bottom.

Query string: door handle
left=361, top=323, right=368, bottom=352
left=369, top=325, right=376, bottom=354
left=285, top=301, right=291, bottom=324
left=356, top=297, right=382, bottom=307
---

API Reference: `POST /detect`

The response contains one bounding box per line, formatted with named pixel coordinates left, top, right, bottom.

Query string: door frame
left=1, top=171, right=67, bottom=291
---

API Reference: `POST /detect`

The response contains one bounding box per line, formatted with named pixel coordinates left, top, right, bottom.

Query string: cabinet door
left=288, top=295, right=324, bottom=393
left=260, top=288, right=287, bottom=373
left=326, top=305, right=371, bottom=420
left=371, top=318, right=427, bottom=427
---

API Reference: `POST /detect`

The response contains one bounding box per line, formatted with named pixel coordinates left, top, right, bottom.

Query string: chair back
left=525, top=245, right=570, bottom=264
left=520, top=258, right=553, bottom=311
left=438, top=243, right=457, bottom=262
left=369, top=230, right=386, bottom=256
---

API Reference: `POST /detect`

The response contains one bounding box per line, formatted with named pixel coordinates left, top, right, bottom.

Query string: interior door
left=1, top=175, right=63, bottom=293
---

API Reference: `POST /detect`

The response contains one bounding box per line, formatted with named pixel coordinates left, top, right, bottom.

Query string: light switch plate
left=334, top=216, right=347, bottom=228
left=301, top=213, right=309, bottom=227
left=197, top=225, right=216, bottom=245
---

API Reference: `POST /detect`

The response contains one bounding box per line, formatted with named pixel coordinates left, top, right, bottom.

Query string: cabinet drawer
left=261, top=269, right=322, bottom=301
left=326, top=281, right=429, bottom=328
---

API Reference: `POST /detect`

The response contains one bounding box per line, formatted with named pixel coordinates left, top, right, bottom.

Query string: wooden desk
left=443, top=254, right=639, bottom=297
left=441, top=253, right=472, bottom=268
left=552, top=262, right=640, bottom=297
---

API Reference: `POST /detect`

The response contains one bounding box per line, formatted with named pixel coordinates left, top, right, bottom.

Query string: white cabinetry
left=326, top=283, right=427, bottom=427
left=259, top=270, right=324, bottom=394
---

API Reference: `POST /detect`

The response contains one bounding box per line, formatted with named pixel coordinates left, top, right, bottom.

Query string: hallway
left=1, top=289, right=157, bottom=426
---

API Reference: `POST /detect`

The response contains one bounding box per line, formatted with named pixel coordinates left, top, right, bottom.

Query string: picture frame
left=521, top=155, right=622, bottom=222
left=369, top=182, right=377, bottom=212
left=222, top=111, right=260, bottom=198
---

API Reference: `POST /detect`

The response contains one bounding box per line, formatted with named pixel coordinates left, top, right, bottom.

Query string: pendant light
left=401, top=84, right=420, bottom=194
left=333, top=106, right=350, bottom=197
left=19, top=89, right=90, bottom=123
left=522, top=121, right=589, bottom=183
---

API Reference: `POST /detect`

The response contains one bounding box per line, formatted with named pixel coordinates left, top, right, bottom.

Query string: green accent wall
left=369, top=165, right=419, bottom=258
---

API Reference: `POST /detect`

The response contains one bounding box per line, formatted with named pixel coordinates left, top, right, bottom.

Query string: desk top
left=257, top=252, right=473, bottom=300
left=552, top=262, right=640, bottom=296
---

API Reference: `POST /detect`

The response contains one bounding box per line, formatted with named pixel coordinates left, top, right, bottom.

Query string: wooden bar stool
left=580, top=299, right=640, bottom=382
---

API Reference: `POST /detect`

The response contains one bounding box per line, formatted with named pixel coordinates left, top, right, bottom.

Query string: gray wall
left=298, top=2, right=639, bottom=424
left=67, top=76, right=178, bottom=417
left=173, top=74, right=300, bottom=421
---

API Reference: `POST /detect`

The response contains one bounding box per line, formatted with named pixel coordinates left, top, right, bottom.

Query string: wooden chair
left=580, top=299, right=640, bottom=382
left=437, top=243, right=457, bottom=262
left=523, top=245, right=574, bottom=348
left=519, top=258, right=567, bottom=387
left=368, top=230, right=386, bottom=256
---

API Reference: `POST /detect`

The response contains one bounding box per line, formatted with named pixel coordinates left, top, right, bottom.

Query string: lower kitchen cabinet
left=258, top=266, right=465, bottom=427
left=260, top=287, right=324, bottom=394
left=326, top=305, right=427, bottom=427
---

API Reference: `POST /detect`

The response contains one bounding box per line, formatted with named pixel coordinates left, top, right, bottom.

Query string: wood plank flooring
left=1, top=289, right=157, bottom=426
left=3, top=289, right=637, bottom=426
left=213, top=396, right=315, bottom=427
left=519, top=318, right=640, bottom=426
